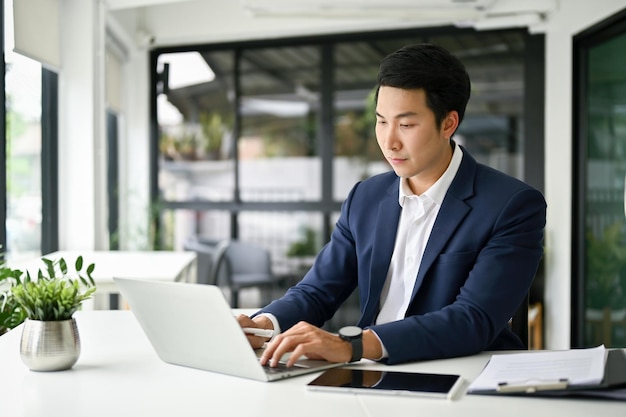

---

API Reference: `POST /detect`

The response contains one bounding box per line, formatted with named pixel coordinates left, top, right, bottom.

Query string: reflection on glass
left=157, top=50, right=235, bottom=202
left=239, top=46, right=321, bottom=202
left=238, top=211, right=323, bottom=278
left=583, top=31, right=626, bottom=348
left=5, top=1, right=42, bottom=261
left=159, top=209, right=231, bottom=251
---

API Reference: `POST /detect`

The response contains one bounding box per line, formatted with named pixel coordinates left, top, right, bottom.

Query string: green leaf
left=42, top=258, right=55, bottom=278
left=75, top=256, right=83, bottom=271
left=59, top=258, right=68, bottom=275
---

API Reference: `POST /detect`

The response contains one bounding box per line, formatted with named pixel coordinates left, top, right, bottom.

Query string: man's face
left=375, top=86, right=457, bottom=194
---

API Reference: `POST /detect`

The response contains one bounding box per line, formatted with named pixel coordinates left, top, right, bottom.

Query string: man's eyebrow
left=375, top=111, right=418, bottom=119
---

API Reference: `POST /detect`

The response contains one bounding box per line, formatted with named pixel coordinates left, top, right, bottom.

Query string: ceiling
left=107, top=0, right=559, bottom=48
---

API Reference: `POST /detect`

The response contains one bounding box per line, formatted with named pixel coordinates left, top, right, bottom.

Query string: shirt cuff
left=255, top=313, right=281, bottom=341
left=370, top=329, right=389, bottom=360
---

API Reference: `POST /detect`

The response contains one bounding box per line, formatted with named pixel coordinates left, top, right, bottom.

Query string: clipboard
left=468, top=348, right=626, bottom=400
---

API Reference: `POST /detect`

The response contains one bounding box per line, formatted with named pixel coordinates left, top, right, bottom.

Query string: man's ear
left=442, top=111, right=459, bottom=139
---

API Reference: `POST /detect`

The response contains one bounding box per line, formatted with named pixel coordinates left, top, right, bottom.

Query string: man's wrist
left=362, top=329, right=385, bottom=360
left=253, top=313, right=280, bottom=341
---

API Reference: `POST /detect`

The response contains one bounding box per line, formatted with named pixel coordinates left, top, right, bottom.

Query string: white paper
left=468, top=345, right=606, bottom=392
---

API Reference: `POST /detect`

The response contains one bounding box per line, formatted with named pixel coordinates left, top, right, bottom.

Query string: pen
left=242, top=327, right=275, bottom=338
left=497, top=378, right=568, bottom=393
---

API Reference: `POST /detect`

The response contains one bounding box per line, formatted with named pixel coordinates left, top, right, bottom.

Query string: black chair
left=182, top=236, right=220, bottom=285
left=210, top=239, right=285, bottom=308
left=509, top=294, right=529, bottom=349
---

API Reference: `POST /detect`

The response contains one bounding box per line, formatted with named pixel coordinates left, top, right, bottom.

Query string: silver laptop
left=113, top=277, right=345, bottom=381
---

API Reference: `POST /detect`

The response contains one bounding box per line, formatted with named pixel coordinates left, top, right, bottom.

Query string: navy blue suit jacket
left=259, top=146, right=546, bottom=364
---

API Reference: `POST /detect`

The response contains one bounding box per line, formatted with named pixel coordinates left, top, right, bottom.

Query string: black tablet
left=307, top=368, right=464, bottom=400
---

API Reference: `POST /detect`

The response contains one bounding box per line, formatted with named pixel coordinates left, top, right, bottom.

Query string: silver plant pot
left=20, top=318, right=81, bottom=372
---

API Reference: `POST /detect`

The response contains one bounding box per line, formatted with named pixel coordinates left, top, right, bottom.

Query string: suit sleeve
left=256, top=183, right=362, bottom=330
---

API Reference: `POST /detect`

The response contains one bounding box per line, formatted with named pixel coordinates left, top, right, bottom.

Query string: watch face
left=340, top=326, right=362, bottom=338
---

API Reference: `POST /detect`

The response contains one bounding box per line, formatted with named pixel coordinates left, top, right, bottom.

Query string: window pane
left=450, top=31, right=526, bottom=180
left=332, top=34, right=526, bottom=201
left=157, top=50, right=236, bottom=202
left=239, top=46, right=321, bottom=202
left=583, top=31, right=626, bottom=347
left=5, top=0, right=42, bottom=261
left=333, top=40, right=396, bottom=200
left=159, top=208, right=231, bottom=251
left=238, top=211, right=323, bottom=278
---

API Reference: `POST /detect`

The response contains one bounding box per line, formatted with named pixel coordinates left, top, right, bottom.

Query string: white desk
left=13, top=250, right=197, bottom=309
left=0, top=311, right=623, bottom=417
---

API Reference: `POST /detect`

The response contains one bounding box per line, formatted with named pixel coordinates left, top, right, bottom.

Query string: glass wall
left=4, top=1, right=42, bottom=261
left=332, top=34, right=527, bottom=199
left=574, top=14, right=626, bottom=347
left=240, top=46, right=322, bottom=202
left=152, top=28, right=541, bottom=315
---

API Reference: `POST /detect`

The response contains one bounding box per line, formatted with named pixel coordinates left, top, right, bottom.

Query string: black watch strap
left=349, top=336, right=363, bottom=363
left=339, top=326, right=363, bottom=362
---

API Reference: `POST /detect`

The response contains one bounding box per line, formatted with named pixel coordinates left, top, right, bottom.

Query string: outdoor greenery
left=335, top=88, right=378, bottom=159
left=199, top=111, right=227, bottom=158
left=286, top=227, right=319, bottom=257
left=586, top=221, right=626, bottom=309
left=159, top=111, right=230, bottom=161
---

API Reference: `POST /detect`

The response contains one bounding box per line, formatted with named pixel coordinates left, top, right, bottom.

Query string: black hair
left=375, top=43, right=471, bottom=129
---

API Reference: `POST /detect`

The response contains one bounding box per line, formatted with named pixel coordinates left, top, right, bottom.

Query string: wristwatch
left=338, top=326, right=363, bottom=362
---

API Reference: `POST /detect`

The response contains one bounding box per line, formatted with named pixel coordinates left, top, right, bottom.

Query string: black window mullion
left=41, top=69, right=59, bottom=254
left=320, top=43, right=334, bottom=242
left=0, top=2, right=6, bottom=253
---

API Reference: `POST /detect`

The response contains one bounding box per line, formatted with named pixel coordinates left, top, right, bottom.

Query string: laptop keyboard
left=261, top=361, right=309, bottom=374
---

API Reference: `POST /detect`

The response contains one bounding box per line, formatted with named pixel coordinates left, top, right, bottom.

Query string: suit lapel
left=358, top=180, right=401, bottom=327
left=409, top=150, right=477, bottom=302
left=357, top=148, right=479, bottom=325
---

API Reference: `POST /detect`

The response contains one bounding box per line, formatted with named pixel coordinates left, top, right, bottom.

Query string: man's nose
left=380, top=127, right=400, bottom=151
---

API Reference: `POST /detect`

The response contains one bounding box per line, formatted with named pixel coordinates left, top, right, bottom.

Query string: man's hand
left=260, top=321, right=352, bottom=367
left=236, top=314, right=273, bottom=349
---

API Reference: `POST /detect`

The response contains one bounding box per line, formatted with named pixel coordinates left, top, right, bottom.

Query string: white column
left=58, top=0, right=107, bottom=250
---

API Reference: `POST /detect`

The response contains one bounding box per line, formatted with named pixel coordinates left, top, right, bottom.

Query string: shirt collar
left=398, top=142, right=464, bottom=207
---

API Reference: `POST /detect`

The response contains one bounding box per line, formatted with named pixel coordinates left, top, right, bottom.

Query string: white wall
left=58, top=0, right=106, bottom=251
left=58, top=2, right=152, bottom=251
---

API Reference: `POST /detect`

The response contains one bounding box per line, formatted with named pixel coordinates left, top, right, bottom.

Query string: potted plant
left=8, top=255, right=96, bottom=371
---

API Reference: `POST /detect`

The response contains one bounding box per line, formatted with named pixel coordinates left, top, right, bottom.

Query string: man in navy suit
left=238, top=43, right=546, bottom=366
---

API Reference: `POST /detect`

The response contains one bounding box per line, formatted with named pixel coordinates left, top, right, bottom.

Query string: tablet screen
left=307, top=368, right=463, bottom=399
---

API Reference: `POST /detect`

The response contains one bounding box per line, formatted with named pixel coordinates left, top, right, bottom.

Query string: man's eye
left=400, top=124, right=413, bottom=128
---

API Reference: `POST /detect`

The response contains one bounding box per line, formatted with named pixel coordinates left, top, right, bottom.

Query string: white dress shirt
left=376, top=144, right=463, bottom=324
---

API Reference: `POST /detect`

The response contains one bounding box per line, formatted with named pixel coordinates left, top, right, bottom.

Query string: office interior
left=2, top=0, right=626, bottom=353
